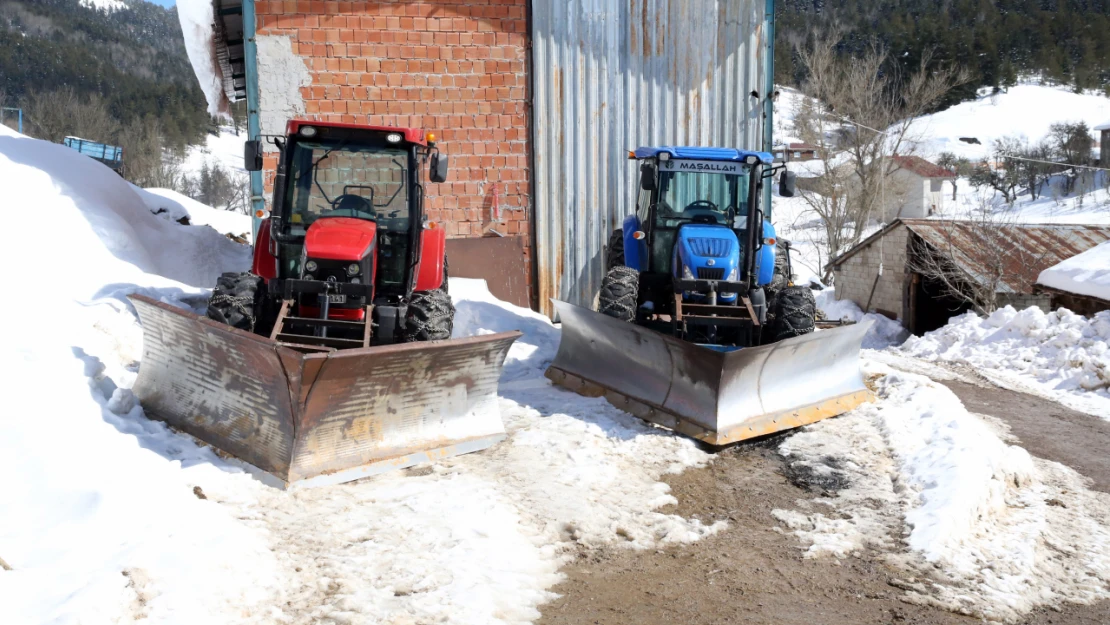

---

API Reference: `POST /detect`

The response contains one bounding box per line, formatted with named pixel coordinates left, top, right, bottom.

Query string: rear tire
left=404, top=256, right=455, bottom=342
left=765, top=285, right=816, bottom=343
left=764, top=243, right=791, bottom=302
left=206, top=272, right=261, bottom=331
left=606, top=229, right=625, bottom=270
left=597, top=265, right=638, bottom=323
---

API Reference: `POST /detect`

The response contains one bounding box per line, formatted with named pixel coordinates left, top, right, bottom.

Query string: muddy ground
left=538, top=381, right=1110, bottom=625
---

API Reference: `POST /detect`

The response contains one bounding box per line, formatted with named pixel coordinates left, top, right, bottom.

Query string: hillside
left=0, top=0, right=209, bottom=147
left=777, top=0, right=1110, bottom=104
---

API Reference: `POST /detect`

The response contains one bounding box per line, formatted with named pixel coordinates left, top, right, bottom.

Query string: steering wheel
left=331, top=194, right=376, bottom=216
left=681, top=200, right=720, bottom=224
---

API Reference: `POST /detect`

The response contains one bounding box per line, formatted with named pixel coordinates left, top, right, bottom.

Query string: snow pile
left=814, top=288, right=910, bottom=349
left=177, top=0, right=231, bottom=117
left=774, top=363, right=1110, bottom=621
left=185, top=127, right=248, bottom=177
left=140, top=187, right=252, bottom=239
left=1038, top=241, right=1110, bottom=302
left=902, top=306, right=1110, bottom=418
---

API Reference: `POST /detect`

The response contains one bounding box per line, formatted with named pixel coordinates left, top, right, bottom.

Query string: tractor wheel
left=597, top=265, right=639, bottom=323
left=606, top=228, right=625, bottom=270
left=765, top=285, right=816, bottom=344
left=764, top=243, right=791, bottom=302
left=206, top=272, right=262, bottom=332
left=404, top=258, right=455, bottom=342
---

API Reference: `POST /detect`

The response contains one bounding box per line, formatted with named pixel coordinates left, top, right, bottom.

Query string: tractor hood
left=304, top=217, right=378, bottom=261
left=675, top=224, right=740, bottom=277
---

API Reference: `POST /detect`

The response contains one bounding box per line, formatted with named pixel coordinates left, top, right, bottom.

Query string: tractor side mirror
left=639, top=163, right=657, bottom=191
left=779, top=171, right=797, bottom=198
left=430, top=153, right=449, bottom=183
left=244, top=139, right=263, bottom=172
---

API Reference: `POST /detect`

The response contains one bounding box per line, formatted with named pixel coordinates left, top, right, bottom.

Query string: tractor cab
left=243, top=121, right=451, bottom=348
left=610, top=147, right=794, bottom=346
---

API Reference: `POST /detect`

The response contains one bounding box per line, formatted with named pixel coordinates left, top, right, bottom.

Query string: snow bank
left=177, top=0, right=231, bottom=117
left=815, top=288, right=910, bottom=349
left=901, top=306, right=1110, bottom=419
left=774, top=363, right=1110, bottom=621
left=1037, top=241, right=1110, bottom=302
left=140, top=187, right=253, bottom=239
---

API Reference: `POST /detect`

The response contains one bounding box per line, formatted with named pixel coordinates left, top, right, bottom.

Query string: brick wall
left=832, top=226, right=910, bottom=323
left=253, top=0, right=532, bottom=282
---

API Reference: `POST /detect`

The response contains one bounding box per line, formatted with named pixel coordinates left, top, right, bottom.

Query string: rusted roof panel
left=902, top=219, right=1110, bottom=294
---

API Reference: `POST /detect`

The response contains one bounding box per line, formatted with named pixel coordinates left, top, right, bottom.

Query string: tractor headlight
left=347, top=263, right=360, bottom=276
left=682, top=265, right=695, bottom=280
left=350, top=276, right=361, bottom=284
left=386, top=133, right=403, bottom=143
left=303, top=274, right=315, bottom=281
left=305, top=260, right=318, bottom=272
left=727, top=267, right=739, bottom=281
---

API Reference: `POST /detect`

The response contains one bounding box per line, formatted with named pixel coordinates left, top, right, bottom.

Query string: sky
left=149, top=0, right=176, bottom=6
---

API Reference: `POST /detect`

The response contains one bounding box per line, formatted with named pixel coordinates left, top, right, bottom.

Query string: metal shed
left=531, top=0, right=774, bottom=317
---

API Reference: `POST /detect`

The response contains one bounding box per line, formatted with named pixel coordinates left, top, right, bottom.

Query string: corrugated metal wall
left=531, top=0, right=770, bottom=318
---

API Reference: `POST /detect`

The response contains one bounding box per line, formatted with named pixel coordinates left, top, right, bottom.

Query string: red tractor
left=208, top=120, right=455, bottom=349
left=127, top=121, right=521, bottom=488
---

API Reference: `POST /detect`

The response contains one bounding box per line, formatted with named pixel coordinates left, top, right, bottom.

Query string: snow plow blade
left=545, top=300, right=873, bottom=445
left=129, top=295, right=521, bottom=488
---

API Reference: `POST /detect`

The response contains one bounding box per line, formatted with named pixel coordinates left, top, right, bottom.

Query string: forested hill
left=776, top=0, right=1110, bottom=102
left=0, top=0, right=208, bottom=148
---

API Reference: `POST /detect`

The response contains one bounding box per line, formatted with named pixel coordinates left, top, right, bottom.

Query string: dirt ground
left=538, top=380, right=1110, bottom=625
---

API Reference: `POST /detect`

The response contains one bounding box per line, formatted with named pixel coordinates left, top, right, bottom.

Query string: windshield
left=655, top=163, right=751, bottom=228
left=285, top=141, right=410, bottom=234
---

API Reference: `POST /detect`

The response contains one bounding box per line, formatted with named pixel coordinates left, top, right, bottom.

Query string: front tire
left=597, top=265, right=639, bottom=323
left=765, top=285, right=816, bottom=343
left=606, top=228, right=625, bottom=270
left=206, top=272, right=262, bottom=332
left=404, top=256, right=455, bottom=342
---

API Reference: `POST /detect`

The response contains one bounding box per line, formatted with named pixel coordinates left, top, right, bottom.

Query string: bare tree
left=22, top=87, right=119, bottom=144
left=793, top=32, right=969, bottom=283
left=1049, top=121, right=1094, bottom=194
left=905, top=199, right=1049, bottom=315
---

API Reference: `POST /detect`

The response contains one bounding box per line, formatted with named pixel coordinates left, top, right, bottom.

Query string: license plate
left=328, top=294, right=346, bottom=304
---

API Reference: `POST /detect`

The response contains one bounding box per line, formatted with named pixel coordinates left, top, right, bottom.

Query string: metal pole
left=243, top=0, right=266, bottom=240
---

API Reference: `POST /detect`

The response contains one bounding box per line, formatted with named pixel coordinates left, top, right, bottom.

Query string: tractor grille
left=697, top=267, right=726, bottom=280
left=688, top=237, right=734, bottom=258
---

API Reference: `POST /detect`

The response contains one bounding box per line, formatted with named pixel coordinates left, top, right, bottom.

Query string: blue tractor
left=545, top=147, right=872, bottom=447
left=598, top=146, right=812, bottom=347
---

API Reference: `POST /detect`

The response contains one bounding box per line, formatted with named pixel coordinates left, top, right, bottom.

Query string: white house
left=884, top=155, right=956, bottom=222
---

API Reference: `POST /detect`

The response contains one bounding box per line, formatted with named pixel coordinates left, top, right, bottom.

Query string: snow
left=814, top=287, right=909, bottom=349
left=177, top=0, right=230, bottom=117
left=1038, top=240, right=1110, bottom=302
left=907, top=85, right=1110, bottom=162
left=774, top=360, right=1110, bottom=621
left=901, top=306, right=1110, bottom=420
left=0, top=123, right=721, bottom=623
left=184, top=127, right=248, bottom=179
left=140, top=187, right=253, bottom=238
left=80, top=0, right=126, bottom=12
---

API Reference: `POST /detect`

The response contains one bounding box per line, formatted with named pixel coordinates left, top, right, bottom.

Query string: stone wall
left=832, top=225, right=910, bottom=322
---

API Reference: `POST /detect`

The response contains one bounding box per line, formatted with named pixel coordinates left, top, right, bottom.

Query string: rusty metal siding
left=902, top=220, right=1110, bottom=295
left=532, top=0, right=770, bottom=317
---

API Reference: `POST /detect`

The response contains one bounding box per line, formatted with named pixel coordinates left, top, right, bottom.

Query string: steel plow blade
left=129, top=295, right=522, bottom=488
left=545, top=300, right=873, bottom=445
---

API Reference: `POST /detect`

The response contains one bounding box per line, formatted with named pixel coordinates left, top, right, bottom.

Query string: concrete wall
left=253, top=0, right=532, bottom=282
left=832, top=225, right=911, bottom=321
left=998, top=293, right=1050, bottom=312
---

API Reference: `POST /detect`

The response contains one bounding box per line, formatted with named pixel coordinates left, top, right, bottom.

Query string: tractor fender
left=621, top=213, right=648, bottom=272
left=756, top=221, right=776, bottom=287
left=252, top=218, right=278, bottom=280
left=414, top=225, right=447, bottom=291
